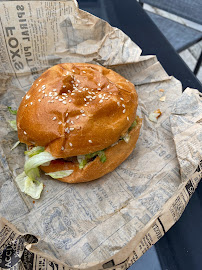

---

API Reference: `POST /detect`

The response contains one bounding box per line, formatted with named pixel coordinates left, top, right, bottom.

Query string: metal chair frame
left=139, top=0, right=202, bottom=75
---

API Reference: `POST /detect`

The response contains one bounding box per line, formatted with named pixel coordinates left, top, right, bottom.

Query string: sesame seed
left=117, top=102, right=120, bottom=106
left=63, top=101, right=67, bottom=104
left=120, top=98, right=124, bottom=101
left=123, top=109, right=126, bottom=113
left=61, top=146, right=64, bottom=151
left=68, top=90, right=71, bottom=93
left=63, top=85, right=66, bottom=88
left=78, top=90, right=82, bottom=93
left=62, top=93, right=67, bottom=96
left=84, top=104, right=87, bottom=106
left=53, top=89, right=57, bottom=92
left=54, top=92, right=57, bottom=96
left=59, top=99, right=63, bottom=101
left=45, top=94, right=48, bottom=97
left=107, top=85, right=110, bottom=89
left=71, top=120, right=74, bottom=124
left=70, top=127, right=74, bottom=131
left=69, top=142, right=73, bottom=147
left=86, top=102, right=89, bottom=104
left=71, top=93, right=75, bottom=95
left=42, top=91, right=45, bottom=93
left=97, top=88, right=101, bottom=90
left=66, top=119, right=70, bottom=123
left=98, top=94, right=102, bottom=98
left=122, top=104, right=125, bottom=108
left=42, top=85, right=46, bottom=89
left=55, top=96, right=59, bottom=99
left=69, top=99, right=72, bottom=103
left=26, top=95, right=30, bottom=99
left=83, top=71, right=86, bottom=73
left=89, top=99, right=92, bottom=101
left=24, top=131, right=27, bottom=135
left=77, top=80, right=80, bottom=83
left=88, top=140, right=92, bottom=143
left=72, top=69, right=75, bottom=73
left=92, top=96, right=96, bottom=99
left=36, top=84, right=38, bottom=86
left=30, top=102, right=33, bottom=105
left=38, top=99, right=41, bottom=102
left=52, top=117, right=56, bottom=120
left=66, top=113, right=68, bottom=117
left=105, top=97, right=108, bottom=100
left=84, top=98, right=87, bottom=101
left=39, top=79, right=41, bottom=82
left=127, top=117, right=129, bottom=121
left=126, top=80, right=129, bottom=82
left=65, top=127, right=69, bottom=132
left=86, top=96, right=92, bottom=99
left=98, top=83, right=101, bottom=86
left=38, top=89, right=41, bottom=92
left=82, top=114, right=86, bottom=117
left=58, top=121, right=62, bottom=125
left=25, top=104, right=28, bottom=107
left=80, top=109, right=84, bottom=113
left=99, top=100, right=103, bottom=103
left=76, top=116, right=79, bottom=119
left=62, top=97, right=65, bottom=99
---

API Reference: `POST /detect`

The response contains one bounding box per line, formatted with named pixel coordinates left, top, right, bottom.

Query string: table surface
left=78, top=1, right=202, bottom=269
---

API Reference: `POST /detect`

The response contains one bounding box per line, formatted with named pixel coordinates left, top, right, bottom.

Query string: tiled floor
left=143, top=3, right=202, bottom=84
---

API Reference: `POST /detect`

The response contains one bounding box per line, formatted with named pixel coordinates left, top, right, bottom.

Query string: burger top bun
left=17, top=63, right=138, bottom=158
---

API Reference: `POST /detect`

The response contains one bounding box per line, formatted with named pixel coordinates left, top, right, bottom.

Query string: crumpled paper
left=0, top=0, right=201, bottom=269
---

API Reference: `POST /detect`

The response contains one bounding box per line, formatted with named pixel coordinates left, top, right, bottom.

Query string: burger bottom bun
left=41, top=119, right=142, bottom=183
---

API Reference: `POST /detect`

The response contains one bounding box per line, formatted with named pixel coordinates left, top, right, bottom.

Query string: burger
left=16, top=63, right=142, bottom=198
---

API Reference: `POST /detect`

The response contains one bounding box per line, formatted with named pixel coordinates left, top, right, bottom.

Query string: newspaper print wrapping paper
left=0, top=0, right=201, bottom=269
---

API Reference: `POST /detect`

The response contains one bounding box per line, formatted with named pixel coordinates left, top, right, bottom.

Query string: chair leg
left=194, top=51, right=202, bottom=75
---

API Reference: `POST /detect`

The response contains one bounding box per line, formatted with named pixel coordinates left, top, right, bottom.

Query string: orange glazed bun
left=17, top=63, right=141, bottom=183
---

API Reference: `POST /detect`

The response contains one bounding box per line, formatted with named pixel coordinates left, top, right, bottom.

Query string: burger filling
left=15, top=117, right=138, bottom=199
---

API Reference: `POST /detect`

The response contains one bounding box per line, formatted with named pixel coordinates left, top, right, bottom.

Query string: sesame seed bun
left=17, top=63, right=141, bottom=183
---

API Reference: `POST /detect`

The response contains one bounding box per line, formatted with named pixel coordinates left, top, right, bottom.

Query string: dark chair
left=139, top=0, right=202, bottom=75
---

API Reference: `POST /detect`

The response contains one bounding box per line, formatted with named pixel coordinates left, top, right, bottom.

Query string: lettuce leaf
left=128, top=119, right=137, bottom=132
left=25, top=146, right=45, bottom=157
left=24, top=151, right=55, bottom=179
left=8, top=120, right=17, bottom=131
left=8, top=107, right=17, bottom=115
left=45, top=170, right=73, bottom=179
left=77, top=150, right=106, bottom=169
left=11, top=141, right=20, bottom=151
left=15, top=172, right=43, bottom=199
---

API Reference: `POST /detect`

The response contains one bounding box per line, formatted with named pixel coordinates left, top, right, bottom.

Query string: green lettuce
left=8, top=120, right=17, bottom=131
left=45, top=170, right=73, bottom=179
left=15, top=172, right=43, bottom=200
left=25, top=146, right=45, bottom=157
left=77, top=150, right=106, bottom=169
left=8, top=107, right=17, bottom=115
